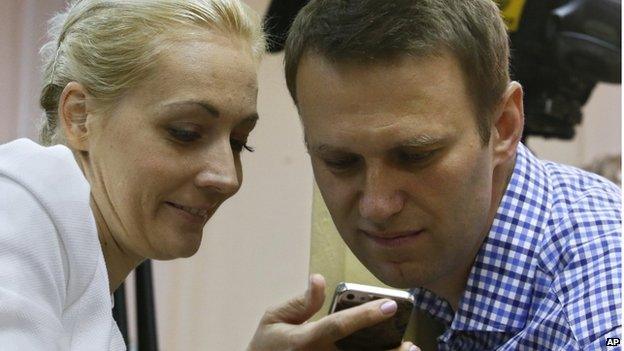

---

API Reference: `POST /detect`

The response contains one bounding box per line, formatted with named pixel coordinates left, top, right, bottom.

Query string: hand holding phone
left=247, top=274, right=419, bottom=351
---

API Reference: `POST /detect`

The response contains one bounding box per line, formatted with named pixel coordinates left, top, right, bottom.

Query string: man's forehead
left=296, top=52, right=466, bottom=108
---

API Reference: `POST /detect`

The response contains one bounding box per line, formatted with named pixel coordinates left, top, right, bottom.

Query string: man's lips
left=359, top=229, right=424, bottom=248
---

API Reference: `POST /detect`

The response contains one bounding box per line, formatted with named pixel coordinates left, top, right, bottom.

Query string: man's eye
left=323, top=157, right=358, bottom=170
left=231, top=139, right=255, bottom=153
left=398, top=150, right=433, bottom=164
left=167, top=128, right=201, bottom=142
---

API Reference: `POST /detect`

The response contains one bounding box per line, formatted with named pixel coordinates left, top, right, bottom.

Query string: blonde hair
left=39, top=0, right=265, bottom=146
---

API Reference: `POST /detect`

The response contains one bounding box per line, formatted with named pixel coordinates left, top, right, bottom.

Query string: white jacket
left=0, top=139, right=125, bottom=350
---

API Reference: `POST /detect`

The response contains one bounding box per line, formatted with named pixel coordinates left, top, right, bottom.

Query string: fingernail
left=409, top=345, right=419, bottom=351
left=380, top=300, right=397, bottom=314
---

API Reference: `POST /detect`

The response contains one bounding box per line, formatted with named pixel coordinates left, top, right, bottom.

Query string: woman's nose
left=193, top=143, right=241, bottom=196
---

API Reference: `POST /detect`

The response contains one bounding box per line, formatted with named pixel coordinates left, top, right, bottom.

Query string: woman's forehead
left=123, top=37, right=258, bottom=110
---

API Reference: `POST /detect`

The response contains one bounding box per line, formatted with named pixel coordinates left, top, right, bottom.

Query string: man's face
left=297, top=53, right=500, bottom=290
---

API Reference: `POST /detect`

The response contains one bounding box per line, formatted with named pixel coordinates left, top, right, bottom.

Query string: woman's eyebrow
left=162, top=100, right=221, bottom=118
left=162, top=100, right=259, bottom=124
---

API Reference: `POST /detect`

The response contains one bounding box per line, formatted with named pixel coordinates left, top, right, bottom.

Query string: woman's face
left=83, top=32, right=258, bottom=260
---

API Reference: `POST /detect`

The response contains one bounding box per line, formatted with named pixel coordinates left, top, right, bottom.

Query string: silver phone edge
left=328, top=282, right=415, bottom=314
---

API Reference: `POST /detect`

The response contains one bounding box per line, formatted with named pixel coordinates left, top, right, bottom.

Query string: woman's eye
left=167, top=128, right=201, bottom=142
left=231, top=139, right=255, bottom=153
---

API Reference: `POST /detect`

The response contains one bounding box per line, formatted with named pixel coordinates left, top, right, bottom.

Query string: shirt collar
left=412, top=143, right=551, bottom=333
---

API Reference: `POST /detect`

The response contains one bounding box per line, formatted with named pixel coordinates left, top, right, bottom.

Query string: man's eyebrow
left=309, top=136, right=441, bottom=153
left=311, top=143, right=351, bottom=154
left=396, top=135, right=440, bottom=148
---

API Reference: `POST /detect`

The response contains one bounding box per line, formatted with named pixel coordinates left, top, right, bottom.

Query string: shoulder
left=0, top=163, right=68, bottom=343
left=0, top=172, right=65, bottom=264
left=0, top=138, right=102, bottom=303
left=0, top=139, right=76, bottom=267
left=534, top=158, right=620, bottom=257
left=0, top=138, right=76, bottom=165
left=544, top=160, right=620, bottom=218
left=534, top=157, right=620, bottom=283
left=531, top=160, right=621, bottom=347
left=0, top=139, right=93, bottom=238
left=0, top=138, right=87, bottom=197
left=539, top=159, right=620, bottom=258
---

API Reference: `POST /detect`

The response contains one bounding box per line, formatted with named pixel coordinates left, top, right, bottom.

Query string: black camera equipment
left=507, top=0, right=621, bottom=140
left=263, top=0, right=622, bottom=140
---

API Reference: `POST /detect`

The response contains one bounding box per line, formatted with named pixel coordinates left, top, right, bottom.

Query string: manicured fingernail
left=409, top=345, right=419, bottom=351
left=380, top=300, right=397, bottom=314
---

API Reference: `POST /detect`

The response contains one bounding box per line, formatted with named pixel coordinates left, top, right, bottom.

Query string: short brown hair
left=284, top=0, right=510, bottom=144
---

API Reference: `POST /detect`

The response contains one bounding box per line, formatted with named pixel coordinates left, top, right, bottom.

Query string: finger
left=262, top=274, right=327, bottom=325
left=389, top=342, right=421, bottom=351
left=302, top=298, right=398, bottom=343
left=306, top=274, right=326, bottom=317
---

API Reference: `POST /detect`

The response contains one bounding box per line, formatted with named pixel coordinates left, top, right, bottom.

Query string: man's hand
left=247, top=274, right=420, bottom=351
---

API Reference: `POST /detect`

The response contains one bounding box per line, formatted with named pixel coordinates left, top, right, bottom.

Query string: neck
left=90, top=196, right=143, bottom=294
left=435, top=153, right=517, bottom=312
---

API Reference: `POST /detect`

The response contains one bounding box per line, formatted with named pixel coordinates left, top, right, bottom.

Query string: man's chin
left=366, top=259, right=427, bottom=289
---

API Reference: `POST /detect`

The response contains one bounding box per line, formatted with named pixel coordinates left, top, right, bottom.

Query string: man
left=250, top=0, right=621, bottom=350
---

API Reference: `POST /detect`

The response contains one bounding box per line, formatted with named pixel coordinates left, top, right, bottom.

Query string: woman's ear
left=59, top=82, right=91, bottom=152
left=491, top=81, right=525, bottom=165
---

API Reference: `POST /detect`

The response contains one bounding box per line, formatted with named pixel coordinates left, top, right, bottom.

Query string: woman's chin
left=150, top=235, right=203, bottom=260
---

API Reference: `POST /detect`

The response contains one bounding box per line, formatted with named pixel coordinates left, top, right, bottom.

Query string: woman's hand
left=247, top=274, right=420, bottom=351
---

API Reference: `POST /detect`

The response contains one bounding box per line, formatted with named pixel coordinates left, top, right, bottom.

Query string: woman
left=0, top=0, right=416, bottom=350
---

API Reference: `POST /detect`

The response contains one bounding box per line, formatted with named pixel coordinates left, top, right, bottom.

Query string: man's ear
left=491, top=81, right=524, bottom=165
left=59, top=82, right=91, bottom=152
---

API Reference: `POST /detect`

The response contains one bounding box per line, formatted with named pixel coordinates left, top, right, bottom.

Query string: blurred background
left=0, top=0, right=620, bottom=350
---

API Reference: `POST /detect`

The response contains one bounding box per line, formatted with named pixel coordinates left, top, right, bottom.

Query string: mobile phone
left=328, top=282, right=414, bottom=351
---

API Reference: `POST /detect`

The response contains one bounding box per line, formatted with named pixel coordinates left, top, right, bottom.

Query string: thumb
left=263, top=274, right=326, bottom=325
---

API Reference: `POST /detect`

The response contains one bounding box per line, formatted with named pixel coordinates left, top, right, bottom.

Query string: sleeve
left=0, top=176, right=69, bottom=350
left=553, top=227, right=622, bottom=350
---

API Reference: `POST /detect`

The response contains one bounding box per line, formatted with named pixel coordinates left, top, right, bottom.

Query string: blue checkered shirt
left=411, top=144, right=622, bottom=350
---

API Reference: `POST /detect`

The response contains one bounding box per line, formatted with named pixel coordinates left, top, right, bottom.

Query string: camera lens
left=347, top=294, right=355, bottom=300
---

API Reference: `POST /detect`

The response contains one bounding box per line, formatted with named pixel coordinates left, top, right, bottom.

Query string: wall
left=0, top=0, right=66, bottom=142
left=527, top=83, right=622, bottom=168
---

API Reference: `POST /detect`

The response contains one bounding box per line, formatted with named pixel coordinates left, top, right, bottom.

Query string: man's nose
left=358, top=166, right=405, bottom=224
left=194, top=142, right=241, bottom=196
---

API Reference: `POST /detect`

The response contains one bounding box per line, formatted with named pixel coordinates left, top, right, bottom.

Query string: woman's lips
left=359, top=229, right=424, bottom=248
left=166, top=201, right=210, bottom=224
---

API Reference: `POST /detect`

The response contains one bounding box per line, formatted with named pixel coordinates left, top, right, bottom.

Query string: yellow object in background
left=496, top=0, right=528, bottom=32
left=309, top=183, right=387, bottom=321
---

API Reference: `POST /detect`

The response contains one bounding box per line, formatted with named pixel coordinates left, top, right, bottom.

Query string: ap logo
left=606, top=338, right=620, bottom=347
